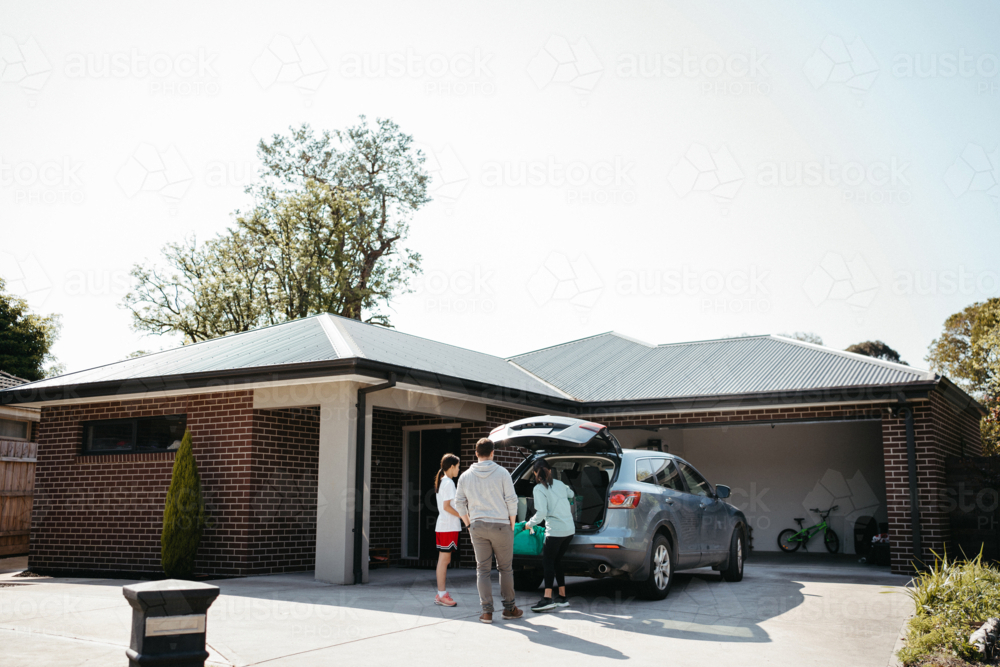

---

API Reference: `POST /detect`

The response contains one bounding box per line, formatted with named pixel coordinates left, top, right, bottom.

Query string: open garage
left=612, top=420, right=888, bottom=555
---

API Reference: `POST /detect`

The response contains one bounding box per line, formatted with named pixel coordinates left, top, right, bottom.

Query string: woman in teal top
left=526, top=459, right=576, bottom=612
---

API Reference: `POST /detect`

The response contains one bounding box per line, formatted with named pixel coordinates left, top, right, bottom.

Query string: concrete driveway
left=0, top=554, right=912, bottom=666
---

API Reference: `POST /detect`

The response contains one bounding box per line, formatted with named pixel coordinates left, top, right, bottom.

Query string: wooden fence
left=0, top=439, right=36, bottom=557
left=946, top=455, right=1000, bottom=563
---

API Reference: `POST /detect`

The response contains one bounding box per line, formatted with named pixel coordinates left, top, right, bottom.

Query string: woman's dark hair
left=532, top=459, right=554, bottom=488
left=434, top=453, right=461, bottom=492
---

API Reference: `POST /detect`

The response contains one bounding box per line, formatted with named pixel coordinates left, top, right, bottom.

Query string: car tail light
left=490, top=425, right=505, bottom=435
left=594, top=544, right=620, bottom=549
left=578, top=421, right=605, bottom=433
left=608, top=491, right=641, bottom=509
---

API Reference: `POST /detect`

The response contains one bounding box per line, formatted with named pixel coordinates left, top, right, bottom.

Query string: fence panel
left=0, top=440, right=36, bottom=557
left=946, top=455, right=1000, bottom=562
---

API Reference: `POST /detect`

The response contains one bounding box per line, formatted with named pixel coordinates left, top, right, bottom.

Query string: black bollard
left=122, top=579, right=220, bottom=667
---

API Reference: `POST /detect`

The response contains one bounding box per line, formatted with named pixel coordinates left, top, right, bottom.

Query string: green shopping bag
left=513, top=521, right=546, bottom=555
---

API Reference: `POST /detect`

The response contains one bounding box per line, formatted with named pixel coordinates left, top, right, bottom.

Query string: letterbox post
left=122, top=579, right=220, bottom=667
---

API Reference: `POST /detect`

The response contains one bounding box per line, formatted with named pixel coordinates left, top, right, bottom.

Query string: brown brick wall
left=249, top=407, right=320, bottom=575
left=32, top=391, right=255, bottom=576
left=370, top=408, right=405, bottom=563
left=31, top=392, right=321, bottom=577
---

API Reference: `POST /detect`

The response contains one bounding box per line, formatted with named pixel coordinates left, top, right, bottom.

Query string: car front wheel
left=721, top=527, right=745, bottom=582
left=636, top=534, right=673, bottom=600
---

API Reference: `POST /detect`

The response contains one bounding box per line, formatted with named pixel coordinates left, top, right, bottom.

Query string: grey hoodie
left=453, top=461, right=518, bottom=524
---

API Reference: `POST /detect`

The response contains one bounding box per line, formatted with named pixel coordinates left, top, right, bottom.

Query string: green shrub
left=161, top=429, right=206, bottom=579
left=898, top=552, right=1000, bottom=665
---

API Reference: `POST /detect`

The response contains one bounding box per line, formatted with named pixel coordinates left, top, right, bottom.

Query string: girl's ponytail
left=532, top=458, right=554, bottom=488
left=434, top=453, right=461, bottom=492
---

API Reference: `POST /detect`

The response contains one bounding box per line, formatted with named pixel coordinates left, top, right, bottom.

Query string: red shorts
left=436, top=531, right=459, bottom=552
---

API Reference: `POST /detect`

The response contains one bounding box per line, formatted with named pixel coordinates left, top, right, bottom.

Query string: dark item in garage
left=870, top=534, right=891, bottom=566
left=854, top=516, right=878, bottom=557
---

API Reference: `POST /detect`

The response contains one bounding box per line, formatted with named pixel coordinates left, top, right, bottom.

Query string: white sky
left=2, top=0, right=999, bottom=375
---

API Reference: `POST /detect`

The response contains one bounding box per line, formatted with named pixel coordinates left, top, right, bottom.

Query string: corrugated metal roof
left=329, top=316, right=570, bottom=397
left=507, top=333, right=934, bottom=402
left=5, top=318, right=936, bottom=404
left=16, top=316, right=338, bottom=392
left=11, top=314, right=567, bottom=399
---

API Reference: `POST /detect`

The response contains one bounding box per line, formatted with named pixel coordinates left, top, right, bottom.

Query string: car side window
left=651, top=458, right=683, bottom=491
left=678, top=462, right=712, bottom=497
left=635, top=458, right=654, bottom=484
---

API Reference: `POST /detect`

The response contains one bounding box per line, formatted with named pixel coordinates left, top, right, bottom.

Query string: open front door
left=404, top=427, right=462, bottom=562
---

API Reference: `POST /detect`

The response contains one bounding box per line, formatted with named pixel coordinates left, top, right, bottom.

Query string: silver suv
left=492, top=415, right=748, bottom=600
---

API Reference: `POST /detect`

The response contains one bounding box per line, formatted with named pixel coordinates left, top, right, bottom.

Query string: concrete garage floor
left=0, top=554, right=913, bottom=667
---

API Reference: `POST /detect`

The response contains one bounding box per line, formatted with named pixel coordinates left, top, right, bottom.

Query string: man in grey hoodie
left=453, top=437, right=523, bottom=623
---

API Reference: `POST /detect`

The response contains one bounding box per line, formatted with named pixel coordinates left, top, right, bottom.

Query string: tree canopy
left=845, top=340, right=907, bottom=365
left=926, top=298, right=1000, bottom=455
left=925, top=298, right=1000, bottom=397
left=123, top=117, right=428, bottom=342
left=0, top=278, right=63, bottom=381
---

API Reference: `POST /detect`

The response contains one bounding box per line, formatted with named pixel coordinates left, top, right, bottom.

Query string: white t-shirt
left=435, top=475, right=462, bottom=532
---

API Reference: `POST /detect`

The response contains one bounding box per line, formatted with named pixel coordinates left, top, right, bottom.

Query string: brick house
left=0, top=314, right=984, bottom=579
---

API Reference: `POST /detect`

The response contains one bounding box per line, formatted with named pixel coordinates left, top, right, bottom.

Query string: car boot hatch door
left=489, top=416, right=623, bottom=455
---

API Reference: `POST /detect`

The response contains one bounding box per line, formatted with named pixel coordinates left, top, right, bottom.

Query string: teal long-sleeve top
left=526, top=478, right=576, bottom=538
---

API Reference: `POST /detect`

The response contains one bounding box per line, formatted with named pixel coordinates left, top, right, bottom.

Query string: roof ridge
left=768, top=335, right=933, bottom=378
left=652, top=334, right=771, bottom=348
left=505, top=360, right=579, bottom=400
left=319, top=314, right=365, bottom=359
left=507, top=331, right=622, bottom=360
left=329, top=312, right=511, bottom=361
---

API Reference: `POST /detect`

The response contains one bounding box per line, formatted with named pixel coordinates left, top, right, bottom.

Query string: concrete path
left=0, top=554, right=913, bottom=667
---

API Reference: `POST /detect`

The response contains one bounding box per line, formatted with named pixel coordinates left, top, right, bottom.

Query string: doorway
left=403, top=426, right=462, bottom=562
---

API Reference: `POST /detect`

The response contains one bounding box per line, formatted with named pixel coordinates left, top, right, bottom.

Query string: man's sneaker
left=502, top=605, right=524, bottom=620
left=531, top=597, right=558, bottom=612
left=555, top=595, right=570, bottom=608
left=434, top=593, right=457, bottom=607
left=480, top=612, right=493, bottom=624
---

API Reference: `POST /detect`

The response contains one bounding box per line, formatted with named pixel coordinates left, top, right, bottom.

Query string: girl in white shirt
left=434, top=453, right=462, bottom=607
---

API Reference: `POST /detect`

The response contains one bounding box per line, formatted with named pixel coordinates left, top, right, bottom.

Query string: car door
left=648, top=457, right=702, bottom=568
left=677, top=461, right=728, bottom=565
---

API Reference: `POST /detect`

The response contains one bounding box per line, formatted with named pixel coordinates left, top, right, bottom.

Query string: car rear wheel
left=721, top=527, right=745, bottom=582
left=636, top=534, right=673, bottom=600
left=513, top=569, right=544, bottom=592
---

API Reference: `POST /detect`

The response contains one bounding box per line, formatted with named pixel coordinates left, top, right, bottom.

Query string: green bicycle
left=777, top=505, right=840, bottom=553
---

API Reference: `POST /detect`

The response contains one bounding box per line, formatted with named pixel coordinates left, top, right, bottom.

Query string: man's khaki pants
left=469, top=521, right=515, bottom=613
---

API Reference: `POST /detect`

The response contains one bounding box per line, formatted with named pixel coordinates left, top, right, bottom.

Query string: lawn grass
left=898, top=552, right=1000, bottom=666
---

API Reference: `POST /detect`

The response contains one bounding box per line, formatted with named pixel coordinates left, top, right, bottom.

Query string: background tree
left=845, top=340, right=907, bottom=365
left=0, top=277, right=64, bottom=381
left=124, top=117, right=427, bottom=342
left=926, top=299, right=1000, bottom=396
left=161, top=429, right=206, bottom=578
left=926, top=298, right=1000, bottom=455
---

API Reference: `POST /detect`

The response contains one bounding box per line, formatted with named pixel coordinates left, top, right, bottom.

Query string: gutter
left=353, top=373, right=396, bottom=585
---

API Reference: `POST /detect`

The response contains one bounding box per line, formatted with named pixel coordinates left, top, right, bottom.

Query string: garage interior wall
left=612, top=420, right=887, bottom=554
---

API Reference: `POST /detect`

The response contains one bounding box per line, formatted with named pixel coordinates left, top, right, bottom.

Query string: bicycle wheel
left=777, top=529, right=801, bottom=552
left=824, top=529, right=840, bottom=554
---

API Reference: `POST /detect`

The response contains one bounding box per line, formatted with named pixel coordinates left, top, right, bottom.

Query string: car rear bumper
left=513, top=539, right=648, bottom=581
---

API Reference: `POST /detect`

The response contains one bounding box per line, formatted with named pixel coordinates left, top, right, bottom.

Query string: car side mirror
left=715, top=485, right=731, bottom=499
